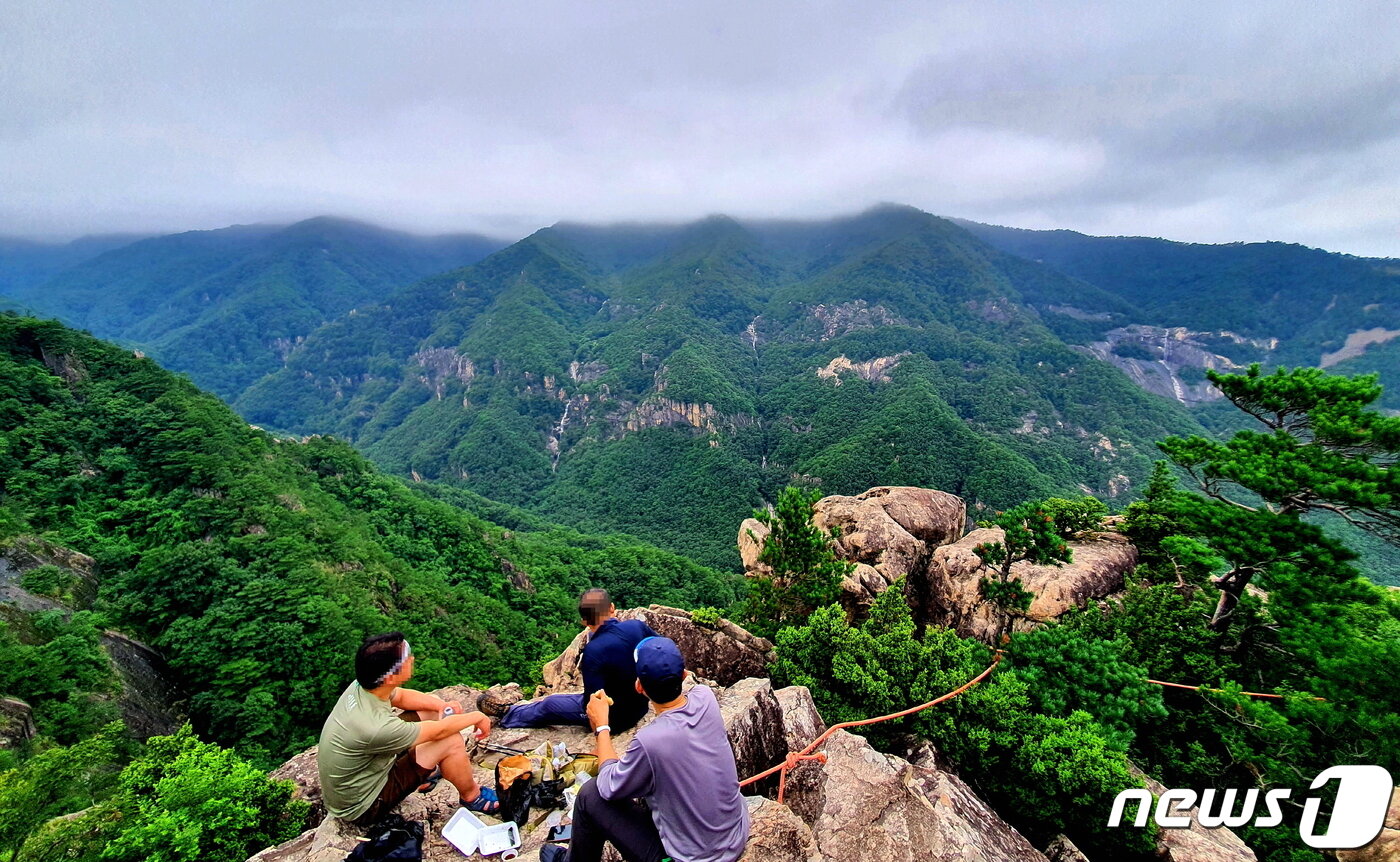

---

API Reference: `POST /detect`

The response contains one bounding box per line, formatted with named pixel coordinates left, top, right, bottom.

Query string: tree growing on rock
left=742, top=486, right=853, bottom=638
left=974, top=502, right=1072, bottom=642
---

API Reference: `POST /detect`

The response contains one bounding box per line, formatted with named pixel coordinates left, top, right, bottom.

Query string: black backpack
left=345, top=814, right=424, bottom=862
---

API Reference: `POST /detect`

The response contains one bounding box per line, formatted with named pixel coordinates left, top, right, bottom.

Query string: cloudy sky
left=3, top=1, right=1398, bottom=256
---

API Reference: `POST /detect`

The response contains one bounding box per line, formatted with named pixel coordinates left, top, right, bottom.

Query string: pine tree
left=1158, top=364, right=1400, bottom=627
left=974, top=502, right=1072, bottom=642
left=742, top=486, right=853, bottom=638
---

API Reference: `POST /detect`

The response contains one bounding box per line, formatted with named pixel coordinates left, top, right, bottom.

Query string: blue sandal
left=417, top=767, right=442, bottom=794
left=464, top=786, right=500, bottom=814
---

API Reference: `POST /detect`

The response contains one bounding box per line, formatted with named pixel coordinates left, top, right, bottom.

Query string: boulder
left=811, top=487, right=965, bottom=585
left=0, top=697, right=36, bottom=749
left=540, top=606, right=773, bottom=695
left=1043, top=834, right=1090, bottom=862
left=1131, top=766, right=1257, bottom=862
left=738, top=797, right=819, bottom=862
left=738, top=486, right=1137, bottom=640
left=1336, top=786, right=1399, bottom=861
left=773, top=686, right=825, bottom=753
left=783, top=729, right=1048, bottom=862
left=929, top=527, right=1137, bottom=642
left=739, top=518, right=773, bottom=576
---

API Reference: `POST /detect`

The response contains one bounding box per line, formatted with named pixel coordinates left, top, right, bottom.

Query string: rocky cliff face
left=0, top=536, right=182, bottom=739
left=739, top=486, right=1135, bottom=641
left=1082, top=325, right=1276, bottom=406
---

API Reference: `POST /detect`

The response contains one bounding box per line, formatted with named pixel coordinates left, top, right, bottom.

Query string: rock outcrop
left=1336, top=786, right=1399, bottom=862
left=929, top=526, right=1138, bottom=641
left=539, top=605, right=774, bottom=694
left=1130, top=766, right=1258, bottom=862
left=0, top=697, right=36, bottom=749
left=780, top=728, right=1050, bottom=862
left=738, top=486, right=1137, bottom=641
left=250, top=612, right=1060, bottom=862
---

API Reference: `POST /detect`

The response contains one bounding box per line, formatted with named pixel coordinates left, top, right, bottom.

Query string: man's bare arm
left=586, top=689, right=620, bottom=764
left=390, top=687, right=447, bottom=713
left=411, top=711, right=491, bottom=747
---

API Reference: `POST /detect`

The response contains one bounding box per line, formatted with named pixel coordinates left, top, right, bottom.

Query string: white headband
left=378, top=640, right=412, bottom=684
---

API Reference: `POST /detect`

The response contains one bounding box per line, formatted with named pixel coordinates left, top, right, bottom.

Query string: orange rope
left=740, top=652, right=1004, bottom=802
left=738, top=654, right=1323, bottom=802
left=1147, top=679, right=1326, bottom=701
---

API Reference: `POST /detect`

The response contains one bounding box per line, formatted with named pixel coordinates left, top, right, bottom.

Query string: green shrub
left=1039, top=496, right=1108, bottom=538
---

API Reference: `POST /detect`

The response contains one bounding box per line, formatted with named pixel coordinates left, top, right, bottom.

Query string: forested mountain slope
left=959, top=220, right=1400, bottom=402
left=10, top=218, right=507, bottom=400
left=0, top=314, right=738, bottom=762
left=237, top=206, right=1204, bottom=568
left=0, top=233, right=150, bottom=299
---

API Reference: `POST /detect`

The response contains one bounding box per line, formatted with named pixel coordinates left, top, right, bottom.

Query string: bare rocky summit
left=739, top=485, right=1138, bottom=642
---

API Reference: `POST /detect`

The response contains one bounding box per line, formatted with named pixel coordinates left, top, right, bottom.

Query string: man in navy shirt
left=489, top=588, right=658, bottom=731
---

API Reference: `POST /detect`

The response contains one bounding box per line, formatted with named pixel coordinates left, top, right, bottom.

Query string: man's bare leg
left=413, top=730, right=484, bottom=803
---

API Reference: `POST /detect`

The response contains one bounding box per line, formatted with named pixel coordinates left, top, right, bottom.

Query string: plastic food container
left=441, top=808, right=521, bottom=859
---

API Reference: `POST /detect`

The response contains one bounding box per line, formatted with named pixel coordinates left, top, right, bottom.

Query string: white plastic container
left=441, top=808, right=521, bottom=859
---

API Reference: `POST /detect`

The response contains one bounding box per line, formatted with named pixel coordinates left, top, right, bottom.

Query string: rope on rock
left=739, top=652, right=1004, bottom=803
left=738, top=652, right=1325, bottom=803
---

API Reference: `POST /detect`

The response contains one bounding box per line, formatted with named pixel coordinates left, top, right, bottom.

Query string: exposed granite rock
left=929, top=527, right=1137, bottom=642
left=784, top=729, right=1047, bottom=862
left=739, top=486, right=1133, bottom=641
left=0, top=697, right=36, bottom=749
left=812, top=486, right=966, bottom=581
left=738, top=796, right=818, bottom=862
left=1335, top=786, right=1399, bottom=862
left=717, top=678, right=789, bottom=792
left=1043, top=834, right=1090, bottom=862
left=739, top=518, right=772, bottom=577
left=0, top=535, right=100, bottom=609
left=773, top=686, right=825, bottom=753
left=1130, top=765, right=1257, bottom=862
left=540, top=606, right=773, bottom=695
left=100, top=630, right=182, bottom=739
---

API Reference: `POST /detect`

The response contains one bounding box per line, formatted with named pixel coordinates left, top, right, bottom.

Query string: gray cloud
left=1, top=0, right=1397, bottom=256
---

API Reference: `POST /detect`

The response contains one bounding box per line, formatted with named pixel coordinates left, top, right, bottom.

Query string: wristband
left=594, top=725, right=611, bottom=735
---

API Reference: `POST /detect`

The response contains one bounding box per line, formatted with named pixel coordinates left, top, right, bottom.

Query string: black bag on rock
left=344, top=814, right=424, bottom=862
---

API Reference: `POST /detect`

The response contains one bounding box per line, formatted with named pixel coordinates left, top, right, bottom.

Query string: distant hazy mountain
left=958, top=220, right=1400, bottom=407
left=236, top=205, right=1203, bottom=567
left=13, top=217, right=508, bottom=399
left=0, top=233, right=152, bottom=298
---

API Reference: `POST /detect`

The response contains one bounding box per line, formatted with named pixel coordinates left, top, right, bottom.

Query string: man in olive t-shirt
left=318, top=633, right=498, bottom=822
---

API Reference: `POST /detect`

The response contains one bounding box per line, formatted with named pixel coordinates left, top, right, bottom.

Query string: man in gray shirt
left=542, top=636, right=750, bottom=862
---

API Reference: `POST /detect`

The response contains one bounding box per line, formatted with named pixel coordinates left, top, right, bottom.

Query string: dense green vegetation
left=0, top=311, right=737, bottom=729
left=8, top=219, right=504, bottom=401
left=1, top=723, right=308, bottom=862
left=771, top=363, right=1400, bottom=861
left=235, top=206, right=1203, bottom=568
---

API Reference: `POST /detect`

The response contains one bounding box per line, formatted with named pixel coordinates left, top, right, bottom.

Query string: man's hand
left=587, top=689, right=612, bottom=730
left=469, top=711, right=491, bottom=741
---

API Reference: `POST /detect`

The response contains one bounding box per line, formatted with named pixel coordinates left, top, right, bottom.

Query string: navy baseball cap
left=633, top=636, right=685, bottom=687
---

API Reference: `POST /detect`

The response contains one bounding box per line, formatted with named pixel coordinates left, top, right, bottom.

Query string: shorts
left=354, top=749, right=433, bottom=826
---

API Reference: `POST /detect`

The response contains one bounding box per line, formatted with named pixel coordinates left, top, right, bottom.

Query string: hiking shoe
left=477, top=683, right=524, bottom=717
left=540, top=844, right=568, bottom=862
